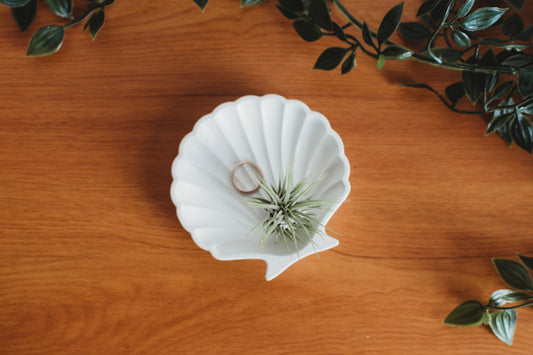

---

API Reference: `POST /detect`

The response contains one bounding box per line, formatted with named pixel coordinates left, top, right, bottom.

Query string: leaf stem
left=63, top=5, right=102, bottom=29
left=487, top=301, right=533, bottom=311
left=331, top=0, right=516, bottom=75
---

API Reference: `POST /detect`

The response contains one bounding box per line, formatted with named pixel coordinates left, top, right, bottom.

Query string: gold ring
left=231, top=161, right=263, bottom=194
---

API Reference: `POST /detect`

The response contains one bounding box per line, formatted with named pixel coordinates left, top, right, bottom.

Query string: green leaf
left=11, top=0, right=36, bottom=31
left=518, top=25, right=533, bottom=41
left=450, top=29, right=471, bottom=47
left=398, top=22, right=431, bottom=42
left=429, top=47, right=463, bottom=62
left=461, top=7, right=508, bottom=31
left=502, top=54, right=533, bottom=68
left=488, top=310, right=517, bottom=346
left=502, top=13, right=524, bottom=38
left=517, top=254, right=533, bottom=271
left=377, top=2, right=404, bottom=46
left=445, top=81, right=465, bottom=107
left=491, top=80, right=514, bottom=101
left=381, top=45, right=411, bottom=59
left=486, top=112, right=515, bottom=135
left=293, top=19, right=323, bottom=42
left=193, top=0, right=208, bottom=11
left=416, top=0, right=440, bottom=17
left=26, top=25, right=64, bottom=57
left=362, top=21, right=375, bottom=47
left=456, top=0, right=475, bottom=18
left=313, top=47, right=348, bottom=70
left=493, top=258, right=533, bottom=290
left=240, top=0, right=266, bottom=6
left=444, top=300, right=486, bottom=327
left=376, top=55, right=385, bottom=70
left=504, top=0, right=524, bottom=11
left=341, top=51, right=356, bottom=74
left=511, top=114, right=533, bottom=153
left=332, top=22, right=347, bottom=42
left=520, top=103, right=533, bottom=116
left=279, top=0, right=303, bottom=13
left=498, top=116, right=514, bottom=146
left=84, top=9, right=105, bottom=40
left=462, top=71, right=484, bottom=104
left=479, top=49, right=499, bottom=93
left=45, top=0, right=72, bottom=19
left=518, top=70, right=533, bottom=96
left=0, top=0, right=31, bottom=7
left=310, top=0, right=332, bottom=31
left=489, top=289, right=533, bottom=307
left=277, top=5, right=297, bottom=19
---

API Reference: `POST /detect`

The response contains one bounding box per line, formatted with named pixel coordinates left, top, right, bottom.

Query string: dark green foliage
left=445, top=254, right=533, bottom=345
left=6, top=0, right=115, bottom=56
left=26, top=25, right=64, bottom=56
left=314, top=47, right=348, bottom=70
left=11, top=0, right=37, bottom=31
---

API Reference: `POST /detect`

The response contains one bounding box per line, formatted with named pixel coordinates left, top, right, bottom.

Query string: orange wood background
left=1, top=0, right=532, bottom=353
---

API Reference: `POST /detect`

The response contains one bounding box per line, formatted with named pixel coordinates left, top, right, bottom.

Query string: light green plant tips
left=248, top=170, right=333, bottom=254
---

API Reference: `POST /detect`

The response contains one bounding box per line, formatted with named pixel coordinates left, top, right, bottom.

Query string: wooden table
left=1, top=1, right=532, bottom=353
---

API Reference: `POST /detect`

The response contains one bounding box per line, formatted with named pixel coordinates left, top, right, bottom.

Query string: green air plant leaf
left=26, top=25, right=64, bottom=57
left=444, top=300, right=486, bottom=327
left=488, top=310, right=517, bottom=346
left=193, top=0, right=208, bottom=11
left=461, top=7, right=508, bottom=32
left=398, top=22, right=431, bottom=42
left=11, top=0, right=37, bottom=31
left=377, top=2, right=404, bottom=47
left=84, top=9, right=105, bottom=40
left=310, top=0, right=332, bottom=31
left=44, top=0, right=73, bottom=19
left=248, top=170, right=333, bottom=254
left=293, top=19, right=323, bottom=42
left=314, top=47, right=348, bottom=70
left=0, top=0, right=31, bottom=7
left=493, top=258, right=533, bottom=291
left=241, top=0, right=266, bottom=6
left=517, top=254, right=533, bottom=271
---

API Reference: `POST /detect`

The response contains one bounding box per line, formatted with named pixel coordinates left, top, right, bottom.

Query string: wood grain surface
left=1, top=0, right=532, bottom=353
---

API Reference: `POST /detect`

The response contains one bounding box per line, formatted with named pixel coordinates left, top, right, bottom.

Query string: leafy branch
left=444, top=253, right=533, bottom=345
left=196, top=0, right=533, bottom=154
left=1, top=0, right=114, bottom=56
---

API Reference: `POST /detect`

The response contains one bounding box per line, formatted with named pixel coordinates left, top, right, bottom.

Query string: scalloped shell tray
left=171, top=94, right=350, bottom=280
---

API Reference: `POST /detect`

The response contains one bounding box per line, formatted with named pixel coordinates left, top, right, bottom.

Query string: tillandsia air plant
left=1, top=0, right=114, bottom=56
left=248, top=170, right=334, bottom=255
left=196, top=0, right=533, bottom=154
left=444, top=253, right=533, bottom=345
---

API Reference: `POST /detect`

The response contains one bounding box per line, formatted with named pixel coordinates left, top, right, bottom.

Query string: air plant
left=248, top=170, right=334, bottom=254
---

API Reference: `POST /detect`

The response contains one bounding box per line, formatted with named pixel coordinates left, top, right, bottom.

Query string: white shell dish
left=170, top=95, right=350, bottom=281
